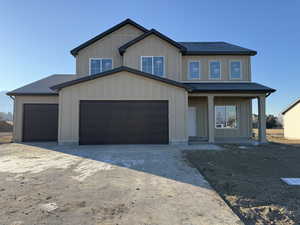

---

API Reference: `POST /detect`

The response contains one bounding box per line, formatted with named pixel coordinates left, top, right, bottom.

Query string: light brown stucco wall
left=123, top=34, right=182, bottom=81
left=13, top=95, right=59, bottom=142
left=182, top=55, right=251, bottom=81
left=284, top=102, right=300, bottom=139
left=75, top=24, right=144, bottom=77
left=58, top=71, right=188, bottom=144
left=188, top=97, right=252, bottom=138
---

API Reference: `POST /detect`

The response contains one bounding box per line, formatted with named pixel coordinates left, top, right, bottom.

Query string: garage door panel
left=79, top=100, right=169, bottom=145
left=23, top=104, right=58, bottom=142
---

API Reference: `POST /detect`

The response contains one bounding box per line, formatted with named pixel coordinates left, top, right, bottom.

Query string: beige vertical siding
left=182, top=55, right=251, bottom=81
left=13, top=95, right=58, bottom=142
left=284, top=103, right=300, bottom=139
left=123, top=34, right=182, bottom=81
left=188, top=96, right=252, bottom=138
left=58, top=71, right=188, bottom=144
left=75, top=24, right=144, bottom=78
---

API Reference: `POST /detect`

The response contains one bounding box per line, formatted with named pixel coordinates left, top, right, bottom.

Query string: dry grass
left=253, top=129, right=300, bottom=146
left=0, top=132, right=12, bottom=144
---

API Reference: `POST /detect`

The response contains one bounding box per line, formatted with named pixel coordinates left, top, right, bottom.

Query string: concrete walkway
left=0, top=143, right=242, bottom=225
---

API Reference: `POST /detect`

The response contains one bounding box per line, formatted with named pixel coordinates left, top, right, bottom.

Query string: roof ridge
left=51, top=66, right=191, bottom=91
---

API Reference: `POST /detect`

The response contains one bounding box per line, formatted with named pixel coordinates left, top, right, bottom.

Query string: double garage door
left=23, top=101, right=169, bottom=144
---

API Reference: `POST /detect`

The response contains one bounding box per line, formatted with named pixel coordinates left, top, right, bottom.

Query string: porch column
left=208, top=95, right=215, bottom=143
left=258, top=95, right=267, bottom=143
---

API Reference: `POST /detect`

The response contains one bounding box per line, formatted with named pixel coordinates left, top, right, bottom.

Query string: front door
left=188, top=107, right=197, bottom=136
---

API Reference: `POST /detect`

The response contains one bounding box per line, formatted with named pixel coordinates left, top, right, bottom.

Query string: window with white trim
left=188, top=61, right=201, bottom=79
left=230, top=61, right=242, bottom=79
left=209, top=61, right=221, bottom=79
left=141, top=56, right=164, bottom=77
left=90, top=58, right=112, bottom=75
left=215, top=105, right=237, bottom=129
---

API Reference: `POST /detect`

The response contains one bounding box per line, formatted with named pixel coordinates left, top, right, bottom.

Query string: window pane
left=102, top=59, right=112, bottom=72
left=153, top=57, right=164, bottom=76
left=226, top=106, right=237, bottom=128
left=189, top=61, right=200, bottom=79
left=90, top=59, right=101, bottom=75
left=230, top=61, right=241, bottom=79
left=210, top=61, right=221, bottom=79
left=215, top=106, right=226, bottom=128
left=142, top=57, right=152, bottom=74
left=215, top=105, right=237, bottom=128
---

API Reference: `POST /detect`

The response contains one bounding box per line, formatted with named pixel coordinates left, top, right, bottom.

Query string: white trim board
left=281, top=178, right=300, bottom=185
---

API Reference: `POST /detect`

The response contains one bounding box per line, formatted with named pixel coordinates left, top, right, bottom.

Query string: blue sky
left=0, top=0, right=299, bottom=115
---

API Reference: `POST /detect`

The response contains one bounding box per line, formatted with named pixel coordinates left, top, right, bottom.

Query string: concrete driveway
left=0, top=143, right=242, bottom=225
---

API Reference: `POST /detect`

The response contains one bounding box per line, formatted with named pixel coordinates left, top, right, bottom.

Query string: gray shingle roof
left=7, top=72, right=275, bottom=96
left=184, top=82, right=275, bottom=93
left=179, top=42, right=257, bottom=55
left=7, top=74, right=76, bottom=96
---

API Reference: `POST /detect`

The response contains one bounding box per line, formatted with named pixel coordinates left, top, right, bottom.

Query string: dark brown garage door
left=79, top=100, right=169, bottom=145
left=23, top=104, right=58, bottom=142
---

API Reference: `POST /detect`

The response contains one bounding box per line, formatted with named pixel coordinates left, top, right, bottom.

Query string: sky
left=0, top=0, right=299, bottom=115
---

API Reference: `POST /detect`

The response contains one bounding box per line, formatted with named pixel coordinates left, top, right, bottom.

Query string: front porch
left=187, top=93, right=267, bottom=144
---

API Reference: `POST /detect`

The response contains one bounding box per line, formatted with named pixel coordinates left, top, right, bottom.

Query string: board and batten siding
left=75, top=24, right=145, bottom=78
left=123, top=34, right=182, bottom=81
left=58, top=71, right=188, bottom=144
left=188, top=97, right=252, bottom=138
left=182, top=55, right=251, bottom=81
left=284, top=102, right=300, bottom=139
left=13, top=96, right=59, bottom=142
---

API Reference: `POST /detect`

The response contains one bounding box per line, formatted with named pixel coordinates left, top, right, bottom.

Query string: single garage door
left=79, top=100, right=169, bottom=145
left=23, top=104, right=58, bottom=142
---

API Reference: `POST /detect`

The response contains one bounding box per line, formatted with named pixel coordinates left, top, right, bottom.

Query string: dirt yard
left=185, top=141, right=300, bottom=225
left=0, top=143, right=242, bottom=225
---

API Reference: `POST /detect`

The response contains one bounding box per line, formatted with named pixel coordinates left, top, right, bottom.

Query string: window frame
left=208, top=60, right=222, bottom=80
left=188, top=60, right=201, bottom=80
left=89, top=58, right=113, bottom=75
left=229, top=60, right=242, bottom=80
left=214, top=104, right=238, bottom=129
left=140, top=56, right=165, bottom=77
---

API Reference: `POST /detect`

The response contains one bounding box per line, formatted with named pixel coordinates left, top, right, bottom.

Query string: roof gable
left=51, top=66, right=191, bottom=91
left=70, top=19, right=148, bottom=56
left=119, top=29, right=187, bottom=55
left=282, top=98, right=300, bottom=115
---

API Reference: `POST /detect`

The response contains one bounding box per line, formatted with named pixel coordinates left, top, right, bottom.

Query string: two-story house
left=7, top=19, right=275, bottom=145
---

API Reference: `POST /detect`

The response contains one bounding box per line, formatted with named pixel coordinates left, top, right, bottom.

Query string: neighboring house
left=7, top=19, right=275, bottom=145
left=282, top=98, right=300, bottom=139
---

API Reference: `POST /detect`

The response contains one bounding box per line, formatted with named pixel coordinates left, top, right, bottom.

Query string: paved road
left=0, top=143, right=242, bottom=225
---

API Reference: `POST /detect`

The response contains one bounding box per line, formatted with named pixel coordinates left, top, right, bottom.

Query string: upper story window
left=215, top=105, right=237, bottom=129
left=89, top=58, right=113, bottom=75
left=141, top=56, right=164, bottom=77
left=209, top=61, right=221, bottom=80
left=188, top=61, right=201, bottom=79
left=230, top=61, right=242, bottom=79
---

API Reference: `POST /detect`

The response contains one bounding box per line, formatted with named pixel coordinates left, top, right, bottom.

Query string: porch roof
left=184, top=82, right=276, bottom=94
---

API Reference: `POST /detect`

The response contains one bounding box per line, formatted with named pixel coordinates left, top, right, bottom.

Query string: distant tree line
left=252, top=114, right=283, bottom=129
